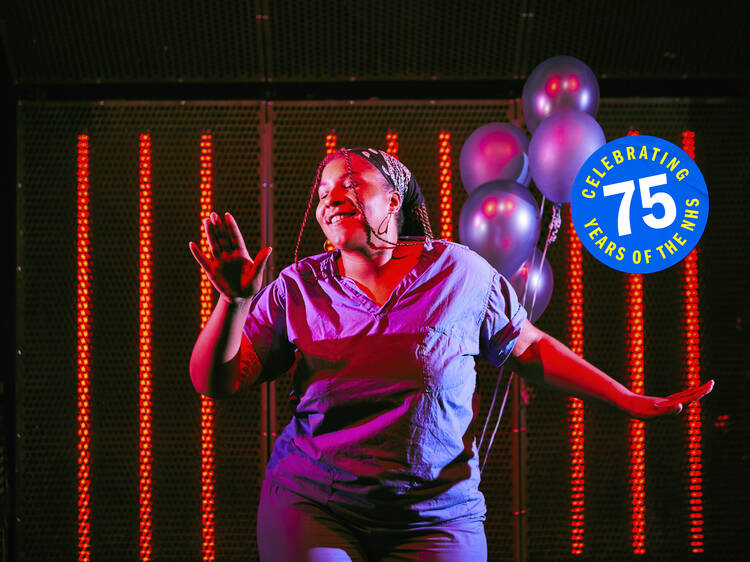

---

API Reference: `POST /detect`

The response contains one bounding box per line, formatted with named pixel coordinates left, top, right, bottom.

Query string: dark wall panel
left=17, top=98, right=749, bottom=560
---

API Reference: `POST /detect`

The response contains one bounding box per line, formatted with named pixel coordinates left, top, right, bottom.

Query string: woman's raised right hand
left=189, top=211, right=272, bottom=304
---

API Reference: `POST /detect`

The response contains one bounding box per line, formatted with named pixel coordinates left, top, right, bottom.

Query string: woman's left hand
left=626, top=380, right=714, bottom=420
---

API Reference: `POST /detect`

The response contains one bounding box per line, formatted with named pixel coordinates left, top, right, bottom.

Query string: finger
left=212, top=211, right=234, bottom=253
left=679, top=381, right=714, bottom=404
left=254, top=247, right=273, bottom=275
left=189, top=241, right=212, bottom=274
left=248, top=247, right=273, bottom=287
left=204, top=217, right=224, bottom=257
left=650, top=398, right=682, bottom=417
left=225, top=212, right=249, bottom=255
left=668, top=380, right=714, bottom=403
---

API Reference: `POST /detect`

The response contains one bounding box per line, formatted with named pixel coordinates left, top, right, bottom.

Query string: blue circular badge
left=570, top=135, right=708, bottom=274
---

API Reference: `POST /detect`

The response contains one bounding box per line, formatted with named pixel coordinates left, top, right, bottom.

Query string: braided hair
left=294, top=147, right=433, bottom=265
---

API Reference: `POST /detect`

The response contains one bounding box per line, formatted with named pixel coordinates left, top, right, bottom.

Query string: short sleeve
left=479, top=272, right=528, bottom=367
left=243, top=278, right=295, bottom=382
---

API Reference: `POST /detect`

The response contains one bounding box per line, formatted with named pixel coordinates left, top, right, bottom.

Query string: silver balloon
left=459, top=122, right=530, bottom=192
left=528, top=110, right=606, bottom=203
left=509, top=248, right=554, bottom=323
left=458, top=180, right=540, bottom=278
left=522, top=55, right=600, bottom=133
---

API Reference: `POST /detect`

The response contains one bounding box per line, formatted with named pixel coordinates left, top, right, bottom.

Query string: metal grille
left=2, top=1, right=747, bottom=84
left=16, top=98, right=749, bottom=559
left=17, top=102, right=264, bottom=560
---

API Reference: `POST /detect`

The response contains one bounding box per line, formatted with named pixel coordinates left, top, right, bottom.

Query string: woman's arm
left=505, top=319, right=713, bottom=419
left=189, top=211, right=271, bottom=398
left=189, top=297, right=263, bottom=398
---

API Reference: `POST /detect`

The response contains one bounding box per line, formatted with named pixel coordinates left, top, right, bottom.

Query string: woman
left=189, top=148, right=713, bottom=561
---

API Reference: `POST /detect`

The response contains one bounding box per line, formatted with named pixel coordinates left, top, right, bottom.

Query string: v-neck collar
left=325, top=238, right=439, bottom=314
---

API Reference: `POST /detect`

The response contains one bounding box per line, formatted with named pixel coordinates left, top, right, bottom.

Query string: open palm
left=189, top=211, right=272, bottom=303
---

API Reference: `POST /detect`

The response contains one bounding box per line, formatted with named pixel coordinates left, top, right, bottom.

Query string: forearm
left=510, top=331, right=636, bottom=413
left=189, top=297, right=255, bottom=397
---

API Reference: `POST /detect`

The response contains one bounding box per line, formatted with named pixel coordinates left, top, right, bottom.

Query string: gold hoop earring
left=324, top=239, right=335, bottom=252
left=377, top=213, right=392, bottom=235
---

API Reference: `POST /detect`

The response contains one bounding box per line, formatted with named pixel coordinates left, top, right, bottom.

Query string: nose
left=324, top=183, right=349, bottom=207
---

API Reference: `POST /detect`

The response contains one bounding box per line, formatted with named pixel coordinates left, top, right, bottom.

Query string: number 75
left=602, top=173, right=676, bottom=236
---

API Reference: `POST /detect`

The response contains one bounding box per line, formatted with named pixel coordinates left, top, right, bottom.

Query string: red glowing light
left=77, top=134, right=92, bottom=561
left=438, top=131, right=453, bottom=241
left=199, top=133, right=217, bottom=560
left=714, top=414, right=729, bottom=430
left=682, top=130, right=703, bottom=554
left=138, top=133, right=153, bottom=560
left=567, top=75, right=580, bottom=92
left=324, top=131, right=338, bottom=252
left=626, top=273, right=646, bottom=555
left=546, top=76, right=561, bottom=96
left=482, top=198, right=498, bottom=218
left=386, top=130, right=399, bottom=159
left=566, top=207, right=585, bottom=555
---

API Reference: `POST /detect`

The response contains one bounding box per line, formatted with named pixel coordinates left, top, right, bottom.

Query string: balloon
left=528, top=110, right=605, bottom=203
left=458, top=180, right=540, bottom=278
left=460, top=122, right=530, bottom=193
left=522, top=55, right=600, bottom=133
left=509, top=248, right=553, bottom=323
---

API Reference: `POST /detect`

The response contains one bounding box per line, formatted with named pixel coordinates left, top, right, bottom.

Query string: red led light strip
left=386, top=130, right=399, bottom=159
left=438, top=131, right=453, bottom=241
left=76, top=134, right=92, bottom=561
left=199, top=133, right=217, bottom=560
left=625, top=129, right=645, bottom=555
left=681, top=130, right=703, bottom=554
left=138, top=134, right=153, bottom=560
left=325, top=130, right=337, bottom=156
left=566, top=207, right=585, bottom=555
left=626, top=273, right=646, bottom=555
left=324, top=131, right=338, bottom=252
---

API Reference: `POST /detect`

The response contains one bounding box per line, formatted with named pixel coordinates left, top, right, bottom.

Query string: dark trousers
left=257, top=479, right=488, bottom=561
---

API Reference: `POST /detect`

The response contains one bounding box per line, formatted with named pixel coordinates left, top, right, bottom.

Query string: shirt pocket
left=418, top=325, right=479, bottom=392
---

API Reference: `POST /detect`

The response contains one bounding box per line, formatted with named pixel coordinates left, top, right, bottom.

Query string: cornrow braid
left=411, top=202, right=434, bottom=239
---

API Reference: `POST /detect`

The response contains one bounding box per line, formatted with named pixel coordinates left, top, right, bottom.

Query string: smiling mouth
left=328, top=211, right=359, bottom=225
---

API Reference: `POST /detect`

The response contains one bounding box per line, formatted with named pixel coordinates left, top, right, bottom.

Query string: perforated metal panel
left=2, top=1, right=747, bottom=84
left=17, top=102, right=265, bottom=560
left=16, top=98, right=750, bottom=560
left=525, top=99, right=750, bottom=560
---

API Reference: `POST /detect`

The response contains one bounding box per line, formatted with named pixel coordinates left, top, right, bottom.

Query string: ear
left=388, top=190, right=403, bottom=214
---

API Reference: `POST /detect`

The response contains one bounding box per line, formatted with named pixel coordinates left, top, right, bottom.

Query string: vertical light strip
left=626, top=273, right=646, bottom=555
left=625, top=129, right=645, bottom=555
left=681, top=130, right=704, bottom=554
left=566, top=207, right=585, bottom=555
left=438, top=131, right=453, bottom=241
left=138, top=134, right=153, bottom=560
left=386, top=130, right=399, bottom=159
left=76, top=134, right=92, bottom=561
left=199, top=133, right=217, bottom=560
left=325, top=130, right=337, bottom=156
left=324, top=130, right=338, bottom=253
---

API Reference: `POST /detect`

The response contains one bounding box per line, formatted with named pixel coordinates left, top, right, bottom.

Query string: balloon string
left=519, top=195, right=545, bottom=308
left=529, top=202, right=562, bottom=317
left=478, top=364, right=504, bottom=453
left=480, top=369, right=513, bottom=474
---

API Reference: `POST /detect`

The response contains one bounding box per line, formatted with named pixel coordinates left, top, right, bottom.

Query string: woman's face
left=315, top=153, right=401, bottom=251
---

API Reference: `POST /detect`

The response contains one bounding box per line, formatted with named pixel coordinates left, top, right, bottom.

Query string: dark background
left=5, top=1, right=749, bottom=560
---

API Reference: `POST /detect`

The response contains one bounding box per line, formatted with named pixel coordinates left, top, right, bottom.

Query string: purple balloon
left=528, top=110, right=606, bottom=203
left=522, top=55, right=600, bottom=133
left=458, top=180, right=540, bottom=278
left=509, top=248, right=553, bottom=323
left=460, top=122, right=530, bottom=193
